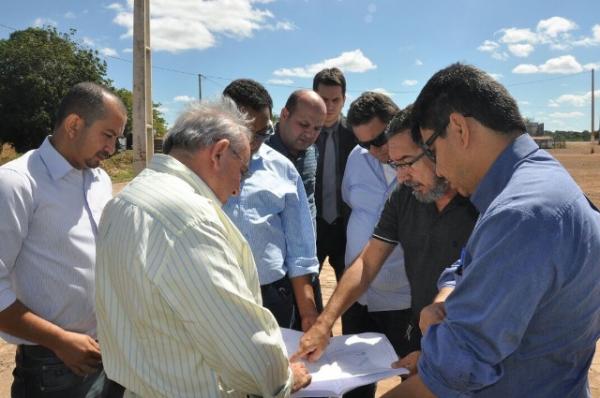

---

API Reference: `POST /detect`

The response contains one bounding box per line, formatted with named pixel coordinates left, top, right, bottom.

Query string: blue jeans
left=11, top=345, right=124, bottom=398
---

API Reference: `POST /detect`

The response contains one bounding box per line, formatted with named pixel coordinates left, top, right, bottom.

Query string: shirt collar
left=470, top=133, right=538, bottom=214
left=38, top=136, right=76, bottom=181
left=148, top=154, right=221, bottom=204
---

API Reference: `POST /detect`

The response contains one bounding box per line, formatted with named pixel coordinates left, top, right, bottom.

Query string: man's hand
left=300, top=312, right=319, bottom=332
left=419, top=302, right=446, bottom=334
left=290, top=361, right=311, bottom=393
left=290, top=321, right=331, bottom=362
left=391, top=350, right=421, bottom=379
left=52, top=331, right=102, bottom=376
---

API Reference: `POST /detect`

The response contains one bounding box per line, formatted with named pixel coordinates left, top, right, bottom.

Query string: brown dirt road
left=1, top=142, right=599, bottom=396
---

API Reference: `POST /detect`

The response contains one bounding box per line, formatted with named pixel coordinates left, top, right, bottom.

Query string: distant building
left=526, top=121, right=545, bottom=136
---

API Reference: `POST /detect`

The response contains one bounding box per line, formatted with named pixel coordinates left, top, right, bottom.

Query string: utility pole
left=132, top=0, right=153, bottom=175
left=592, top=69, right=596, bottom=144
left=198, top=74, right=203, bottom=100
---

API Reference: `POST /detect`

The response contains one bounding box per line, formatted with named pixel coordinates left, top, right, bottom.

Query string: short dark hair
left=55, top=82, right=125, bottom=129
left=347, top=91, right=399, bottom=127
left=412, top=63, right=526, bottom=138
left=312, top=68, right=346, bottom=96
left=223, top=79, right=273, bottom=115
left=284, top=90, right=303, bottom=115
left=386, top=105, right=415, bottom=140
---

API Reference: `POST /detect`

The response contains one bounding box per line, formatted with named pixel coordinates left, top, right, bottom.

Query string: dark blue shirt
left=420, top=134, right=600, bottom=397
left=267, top=128, right=318, bottom=221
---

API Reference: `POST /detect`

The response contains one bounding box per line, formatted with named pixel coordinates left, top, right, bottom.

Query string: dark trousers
left=341, top=303, right=412, bottom=398
left=316, top=217, right=346, bottom=282
left=261, top=276, right=301, bottom=330
left=12, top=345, right=124, bottom=398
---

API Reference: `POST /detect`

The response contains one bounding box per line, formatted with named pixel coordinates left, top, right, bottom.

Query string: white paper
left=281, top=328, right=408, bottom=397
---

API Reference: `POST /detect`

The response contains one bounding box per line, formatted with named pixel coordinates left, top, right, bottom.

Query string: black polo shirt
left=372, top=184, right=478, bottom=316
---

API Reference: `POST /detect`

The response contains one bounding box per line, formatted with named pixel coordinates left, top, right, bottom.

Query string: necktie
left=322, top=130, right=338, bottom=223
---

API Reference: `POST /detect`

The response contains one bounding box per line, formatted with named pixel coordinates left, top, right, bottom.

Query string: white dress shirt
left=0, top=136, right=112, bottom=344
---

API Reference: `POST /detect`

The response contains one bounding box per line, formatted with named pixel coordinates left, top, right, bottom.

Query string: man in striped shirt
left=96, top=98, right=311, bottom=397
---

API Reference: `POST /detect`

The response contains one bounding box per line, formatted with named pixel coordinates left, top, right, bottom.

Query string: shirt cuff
left=286, top=258, right=319, bottom=279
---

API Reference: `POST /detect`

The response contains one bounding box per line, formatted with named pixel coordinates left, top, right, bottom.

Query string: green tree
left=0, top=26, right=109, bottom=153
left=114, top=88, right=168, bottom=147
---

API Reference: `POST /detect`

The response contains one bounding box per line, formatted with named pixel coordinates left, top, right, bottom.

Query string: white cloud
left=402, top=80, right=418, bottom=86
left=109, top=0, right=294, bottom=53
left=122, top=48, right=133, bottom=53
left=64, top=11, right=76, bottom=19
left=267, top=78, right=294, bottom=85
left=489, top=73, right=503, bottom=80
left=519, top=100, right=530, bottom=105
left=512, top=64, right=539, bottom=74
left=174, top=95, right=195, bottom=102
left=513, top=55, right=586, bottom=74
left=100, top=47, right=118, bottom=57
left=492, top=51, right=509, bottom=61
left=415, top=59, right=423, bottom=66
left=537, top=16, right=577, bottom=39
left=364, top=14, right=374, bottom=24
left=574, top=24, right=600, bottom=47
left=549, top=111, right=584, bottom=118
left=82, top=37, right=95, bottom=47
left=499, top=28, right=538, bottom=44
left=371, top=88, right=393, bottom=97
left=367, top=3, right=377, bottom=13
left=584, top=62, right=600, bottom=70
left=156, top=105, right=170, bottom=114
left=273, top=49, right=376, bottom=78
left=548, top=90, right=600, bottom=107
left=508, top=43, right=534, bottom=57
left=478, top=40, right=499, bottom=52
left=33, top=17, right=58, bottom=27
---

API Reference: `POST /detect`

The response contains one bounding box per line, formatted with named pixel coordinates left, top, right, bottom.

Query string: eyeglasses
left=419, top=113, right=472, bottom=161
left=254, top=122, right=274, bottom=141
left=420, top=129, right=441, bottom=162
left=229, top=147, right=251, bottom=179
left=387, top=151, right=427, bottom=170
left=357, top=130, right=387, bottom=149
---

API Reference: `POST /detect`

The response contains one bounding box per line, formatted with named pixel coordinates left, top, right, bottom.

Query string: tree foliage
left=0, top=26, right=109, bottom=153
left=114, top=88, right=168, bottom=147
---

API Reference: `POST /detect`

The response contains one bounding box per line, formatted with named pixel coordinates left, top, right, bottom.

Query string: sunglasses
left=357, top=130, right=388, bottom=149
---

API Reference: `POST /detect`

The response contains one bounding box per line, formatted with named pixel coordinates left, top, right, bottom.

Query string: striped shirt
left=96, top=154, right=293, bottom=398
left=0, top=137, right=111, bottom=344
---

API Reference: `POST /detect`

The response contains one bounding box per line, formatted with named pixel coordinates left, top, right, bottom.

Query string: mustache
left=96, top=151, right=111, bottom=161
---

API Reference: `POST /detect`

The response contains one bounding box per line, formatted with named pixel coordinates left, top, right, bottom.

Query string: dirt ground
left=0, top=141, right=599, bottom=396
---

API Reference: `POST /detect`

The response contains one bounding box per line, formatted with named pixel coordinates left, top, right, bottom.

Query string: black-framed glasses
left=420, top=129, right=441, bottom=162
left=357, top=129, right=387, bottom=149
left=229, top=147, right=251, bottom=179
left=254, top=122, right=274, bottom=141
left=387, top=151, right=427, bottom=170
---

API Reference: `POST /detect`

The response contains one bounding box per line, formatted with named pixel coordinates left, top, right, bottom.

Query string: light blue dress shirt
left=419, top=134, right=600, bottom=397
left=224, top=144, right=319, bottom=285
left=342, top=146, right=411, bottom=312
left=0, top=136, right=112, bottom=344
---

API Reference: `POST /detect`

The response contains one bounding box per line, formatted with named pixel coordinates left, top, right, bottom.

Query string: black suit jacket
left=315, top=115, right=356, bottom=225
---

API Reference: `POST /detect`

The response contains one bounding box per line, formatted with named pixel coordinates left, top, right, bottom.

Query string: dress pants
left=316, top=217, right=346, bottom=282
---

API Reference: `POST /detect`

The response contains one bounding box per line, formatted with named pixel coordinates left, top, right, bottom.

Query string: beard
left=404, top=176, right=449, bottom=203
left=84, top=150, right=111, bottom=168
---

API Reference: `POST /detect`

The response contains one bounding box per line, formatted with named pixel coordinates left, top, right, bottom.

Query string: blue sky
left=1, top=0, right=599, bottom=132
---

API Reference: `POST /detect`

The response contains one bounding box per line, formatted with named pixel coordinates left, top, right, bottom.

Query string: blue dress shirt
left=224, top=144, right=319, bottom=285
left=342, top=146, right=411, bottom=311
left=419, top=134, right=600, bottom=397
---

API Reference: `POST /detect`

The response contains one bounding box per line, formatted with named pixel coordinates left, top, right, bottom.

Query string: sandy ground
left=1, top=141, right=599, bottom=396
